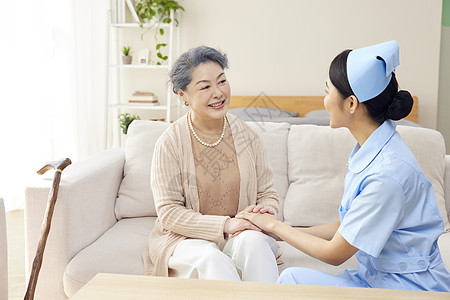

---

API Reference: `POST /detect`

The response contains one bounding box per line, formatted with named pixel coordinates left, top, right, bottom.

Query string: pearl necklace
left=188, top=111, right=227, bottom=147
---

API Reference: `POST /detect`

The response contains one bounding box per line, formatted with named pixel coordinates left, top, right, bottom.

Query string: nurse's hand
left=243, top=204, right=275, bottom=215
left=224, top=218, right=261, bottom=237
left=236, top=211, right=279, bottom=233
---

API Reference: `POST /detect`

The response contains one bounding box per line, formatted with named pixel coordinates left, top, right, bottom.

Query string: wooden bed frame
left=229, top=95, right=419, bottom=123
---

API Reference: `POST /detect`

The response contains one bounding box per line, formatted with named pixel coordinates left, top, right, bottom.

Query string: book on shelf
left=128, top=101, right=160, bottom=106
left=129, top=91, right=159, bottom=105
left=129, top=96, right=158, bottom=101
left=132, top=91, right=155, bottom=96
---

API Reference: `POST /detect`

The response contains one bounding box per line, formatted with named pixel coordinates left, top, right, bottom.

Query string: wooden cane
left=24, top=158, right=72, bottom=300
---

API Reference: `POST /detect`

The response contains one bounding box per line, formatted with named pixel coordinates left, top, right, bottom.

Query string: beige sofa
left=25, top=119, right=450, bottom=299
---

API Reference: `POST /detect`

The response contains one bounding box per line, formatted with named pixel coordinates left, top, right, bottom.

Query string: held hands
left=224, top=205, right=276, bottom=237
left=245, top=204, right=276, bottom=215
left=235, top=208, right=278, bottom=233
left=224, top=218, right=261, bottom=238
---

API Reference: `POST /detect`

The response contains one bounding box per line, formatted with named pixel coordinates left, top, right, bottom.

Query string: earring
left=184, top=101, right=189, bottom=106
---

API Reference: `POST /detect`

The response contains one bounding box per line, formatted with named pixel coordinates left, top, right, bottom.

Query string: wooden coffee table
left=70, top=273, right=449, bottom=299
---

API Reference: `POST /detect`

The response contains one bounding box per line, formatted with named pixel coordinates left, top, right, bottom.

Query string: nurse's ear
left=345, top=95, right=360, bottom=115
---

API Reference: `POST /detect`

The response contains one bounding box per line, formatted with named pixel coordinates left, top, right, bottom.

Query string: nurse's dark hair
left=169, top=46, right=228, bottom=94
left=329, top=50, right=414, bottom=124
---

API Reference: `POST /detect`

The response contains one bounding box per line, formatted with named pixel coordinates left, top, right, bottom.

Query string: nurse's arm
left=298, top=221, right=340, bottom=241
left=236, top=212, right=357, bottom=266
left=278, top=221, right=358, bottom=266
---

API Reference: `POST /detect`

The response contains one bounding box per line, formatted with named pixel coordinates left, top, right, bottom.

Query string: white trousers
left=168, top=230, right=279, bottom=282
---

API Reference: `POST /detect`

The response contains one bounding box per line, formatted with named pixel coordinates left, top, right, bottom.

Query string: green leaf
left=157, top=62, right=161, bottom=65
left=162, top=55, right=168, bottom=60
left=157, top=52, right=163, bottom=58
left=159, top=28, right=164, bottom=35
left=156, top=43, right=167, bottom=50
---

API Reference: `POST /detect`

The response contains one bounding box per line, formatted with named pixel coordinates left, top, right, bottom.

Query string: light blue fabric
left=347, top=40, right=399, bottom=102
left=280, top=120, right=450, bottom=291
left=278, top=268, right=367, bottom=287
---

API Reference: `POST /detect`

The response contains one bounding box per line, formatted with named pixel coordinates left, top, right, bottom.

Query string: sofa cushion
left=115, top=121, right=170, bottom=219
left=438, top=233, right=450, bottom=269
left=396, top=126, right=449, bottom=230
left=64, top=217, right=156, bottom=297
left=284, top=125, right=449, bottom=231
left=284, top=125, right=354, bottom=226
left=245, top=122, right=290, bottom=220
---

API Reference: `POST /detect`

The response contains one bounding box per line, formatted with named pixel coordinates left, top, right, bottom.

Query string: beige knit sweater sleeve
left=151, top=127, right=229, bottom=243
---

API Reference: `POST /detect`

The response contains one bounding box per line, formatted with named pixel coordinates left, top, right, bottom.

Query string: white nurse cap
left=347, top=40, right=399, bottom=102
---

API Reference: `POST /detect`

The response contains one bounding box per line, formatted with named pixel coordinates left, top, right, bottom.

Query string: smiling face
left=178, top=61, right=231, bottom=129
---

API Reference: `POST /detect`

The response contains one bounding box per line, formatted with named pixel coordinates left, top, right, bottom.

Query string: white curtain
left=0, top=0, right=109, bottom=211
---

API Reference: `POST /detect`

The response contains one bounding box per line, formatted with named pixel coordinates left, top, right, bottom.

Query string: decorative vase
left=139, top=48, right=150, bottom=64
left=122, top=56, right=132, bottom=64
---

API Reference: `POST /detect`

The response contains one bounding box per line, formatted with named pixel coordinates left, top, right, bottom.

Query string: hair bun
left=385, top=90, right=414, bottom=121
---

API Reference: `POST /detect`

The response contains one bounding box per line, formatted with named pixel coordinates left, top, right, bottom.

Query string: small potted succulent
left=122, top=46, right=132, bottom=64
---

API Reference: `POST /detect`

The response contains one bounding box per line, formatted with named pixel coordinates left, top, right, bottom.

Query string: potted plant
left=134, top=0, right=184, bottom=65
left=118, top=113, right=140, bottom=134
left=122, top=46, right=132, bottom=64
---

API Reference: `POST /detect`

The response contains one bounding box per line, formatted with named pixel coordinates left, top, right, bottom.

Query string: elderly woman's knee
left=233, top=230, right=274, bottom=248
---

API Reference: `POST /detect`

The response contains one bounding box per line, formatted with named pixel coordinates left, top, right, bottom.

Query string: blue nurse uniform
left=278, top=120, right=450, bottom=291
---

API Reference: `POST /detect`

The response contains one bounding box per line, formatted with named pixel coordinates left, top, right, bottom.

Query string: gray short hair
left=169, top=46, right=228, bottom=94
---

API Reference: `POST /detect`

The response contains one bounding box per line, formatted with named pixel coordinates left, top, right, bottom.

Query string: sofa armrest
left=25, top=148, right=124, bottom=299
left=445, top=155, right=450, bottom=230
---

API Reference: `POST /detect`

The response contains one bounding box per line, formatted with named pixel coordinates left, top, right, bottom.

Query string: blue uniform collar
left=348, top=120, right=396, bottom=173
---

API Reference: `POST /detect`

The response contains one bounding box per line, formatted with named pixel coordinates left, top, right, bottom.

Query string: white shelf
left=110, top=64, right=169, bottom=69
left=111, top=22, right=170, bottom=28
left=106, top=9, right=181, bottom=147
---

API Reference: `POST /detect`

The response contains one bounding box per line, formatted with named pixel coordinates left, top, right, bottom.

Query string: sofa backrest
left=115, top=120, right=170, bottom=219
left=397, top=126, right=448, bottom=231
left=281, top=124, right=449, bottom=232
left=245, top=122, right=290, bottom=220
left=283, top=125, right=354, bottom=227
left=116, top=120, right=449, bottom=233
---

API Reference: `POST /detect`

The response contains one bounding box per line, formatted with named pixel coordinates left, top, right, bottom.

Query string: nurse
left=237, top=40, right=450, bottom=291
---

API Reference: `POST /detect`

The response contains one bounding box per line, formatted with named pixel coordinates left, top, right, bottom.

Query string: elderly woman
left=143, top=46, right=279, bottom=282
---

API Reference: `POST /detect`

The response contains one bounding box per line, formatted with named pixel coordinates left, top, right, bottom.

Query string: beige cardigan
left=143, top=113, right=279, bottom=276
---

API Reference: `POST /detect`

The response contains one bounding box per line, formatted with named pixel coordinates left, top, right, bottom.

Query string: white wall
left=178, top=0, right=442, bottom=129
